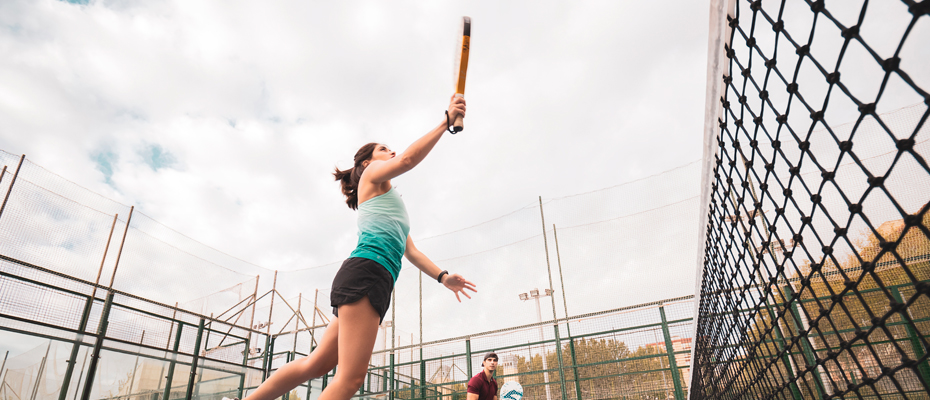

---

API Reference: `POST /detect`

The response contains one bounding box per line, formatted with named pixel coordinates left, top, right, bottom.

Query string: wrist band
left=445, top=111, right=456, bottom=135
left=437, top=270, right=449, bottom=283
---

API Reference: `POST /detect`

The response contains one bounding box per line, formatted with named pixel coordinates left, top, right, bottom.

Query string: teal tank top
left=349, top=187, right=410, bottom=281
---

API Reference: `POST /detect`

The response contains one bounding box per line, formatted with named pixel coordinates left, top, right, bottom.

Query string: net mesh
left=692, top=0, right=930, bottom=399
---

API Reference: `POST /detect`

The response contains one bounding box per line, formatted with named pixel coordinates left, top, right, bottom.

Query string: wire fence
left=1, top=142, right=702, bottom=400
left=692, top=0, right=929, bottom=399
left=266, top=296, right=695, bottom=400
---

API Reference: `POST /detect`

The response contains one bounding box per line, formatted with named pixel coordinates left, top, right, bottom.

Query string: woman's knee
left=297, top=356, right=334, bottom=379
left=338, top=367, right=368, bottom=389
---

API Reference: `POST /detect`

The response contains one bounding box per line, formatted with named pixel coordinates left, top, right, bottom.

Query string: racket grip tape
left=453, top=93, right=464, bottom=132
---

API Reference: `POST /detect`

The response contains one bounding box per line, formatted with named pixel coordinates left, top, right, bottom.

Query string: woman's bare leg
left=318, top=296, right=380, bottom=400
left=242, top=317, right=340, bottom=400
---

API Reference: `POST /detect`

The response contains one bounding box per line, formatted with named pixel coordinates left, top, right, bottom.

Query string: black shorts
left=331, top=257, right=395, bottom=323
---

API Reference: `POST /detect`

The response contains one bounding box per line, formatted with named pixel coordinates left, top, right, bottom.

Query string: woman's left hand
left=442, top=274, right=477, bottom=302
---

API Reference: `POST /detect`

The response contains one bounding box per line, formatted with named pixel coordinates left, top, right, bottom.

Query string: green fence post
left=783, top=284, right=825, bottom=400
left=389, top=353, right=395, bottom=400
left=238, top=337, right=249, bottom=399
left=306, top=345, right=317, bottom=399
left=659, top=305, right=685, bottom=400
left=263, top=337, right=275, bottom=381
left=59, top=295, right=94, bottom=400
left=762, top=292, right=803, bottom=400
left=420, top=348, right=426, bottom=400
left=568, top=338, right=582, bottom=400
left=163, top=323, right=184, bottom=400
left=185, top=319, right=205, bottom=400
left=80, top=292, right=114, bottom=400
left=465, top=339, right=472, bottom=380
left=891, top=286, right=930, bottom=384
left=282, top=351, right=293, bottom=400
left=552, top=325, right=568, bottom=400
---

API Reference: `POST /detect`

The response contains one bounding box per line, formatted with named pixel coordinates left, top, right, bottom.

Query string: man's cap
left=484, top=352, right=498, bottom=361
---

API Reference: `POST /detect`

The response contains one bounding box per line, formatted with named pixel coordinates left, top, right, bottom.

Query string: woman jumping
left=236, top=95, right=477, bottom=400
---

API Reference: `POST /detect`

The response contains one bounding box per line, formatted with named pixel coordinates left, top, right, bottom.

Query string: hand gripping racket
left=452, top=16, right=471, bottom=132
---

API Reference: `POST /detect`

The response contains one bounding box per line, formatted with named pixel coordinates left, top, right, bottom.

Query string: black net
left=692, top=0, right=929, bottom=399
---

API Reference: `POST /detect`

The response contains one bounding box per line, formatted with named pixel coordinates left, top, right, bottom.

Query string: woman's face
left=369, top=144, right=396, bottom=163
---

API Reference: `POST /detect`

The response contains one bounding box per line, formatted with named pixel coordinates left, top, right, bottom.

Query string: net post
left=691, top=0, right=734, bottom=395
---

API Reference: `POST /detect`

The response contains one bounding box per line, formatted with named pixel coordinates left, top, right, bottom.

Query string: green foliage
left=511, top=336, right=681, bottom=400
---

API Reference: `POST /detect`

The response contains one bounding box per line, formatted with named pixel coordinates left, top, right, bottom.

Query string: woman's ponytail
left=333, top=142, right=378, bottom=210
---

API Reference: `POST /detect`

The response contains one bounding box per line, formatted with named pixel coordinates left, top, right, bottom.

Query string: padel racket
left=452, top=16, right=471, bottom=132
left=500, top=381, right=524, bottom=400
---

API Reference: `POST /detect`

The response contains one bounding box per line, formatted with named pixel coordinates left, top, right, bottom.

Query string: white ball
left=499, top=381, right=524, bottom=400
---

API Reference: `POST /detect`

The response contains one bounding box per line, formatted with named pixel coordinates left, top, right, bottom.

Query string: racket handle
left=452, top=93, right=465, bottom=132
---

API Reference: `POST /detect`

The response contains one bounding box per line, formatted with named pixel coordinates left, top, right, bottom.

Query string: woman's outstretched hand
left=442, top=273, right=477, bottom=302
left=447, top=94, right=466, bottom=121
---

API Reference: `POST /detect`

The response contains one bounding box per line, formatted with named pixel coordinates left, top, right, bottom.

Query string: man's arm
left=466, top=393, right=479, bottom=400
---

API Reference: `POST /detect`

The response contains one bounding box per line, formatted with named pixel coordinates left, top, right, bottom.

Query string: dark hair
left=334, top=143, right=378, bottom=210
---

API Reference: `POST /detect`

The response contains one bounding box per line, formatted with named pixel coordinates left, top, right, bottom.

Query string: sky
left=0, top=0, right=714, bottom=360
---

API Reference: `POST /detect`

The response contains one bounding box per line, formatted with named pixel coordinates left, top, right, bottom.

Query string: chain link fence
left=692, top=0, right=929, bottom=399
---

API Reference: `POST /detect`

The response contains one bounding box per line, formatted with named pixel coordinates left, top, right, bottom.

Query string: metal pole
left=0, top=155, right=24, bottom=223
left=552, top=225, right=570, bottom=326
left=162, top=323, right=184, bottom=400
left=891, top=286, right=930, bottom=384
left=310, top=289, right=318, bottom=348
left=554, top=225, right=581, bottom=400
left=465, top=339, right=472, bottom=380
left=420, top=348, right=426, bottom=400
left=81, top=292, right=115, bottom=400
left=107, top=206, right=134, bottom=290
left=538, top=197, right=567, bottom=400
left=59, top=294, right=95, bottom=400
left=127, top=331, right=146, bottom=396
left=568, top=339, right=582, bottom=400
left=71, top=349, right=89, bottom=400
left=248, top=275, right=260, bottom=350
left=28, top=341, right=51, bottom=400
left=659, top=305, right=685, bottom=400
left=0, top=351, right=7, bottom=387
left=194, top=316, right=210, bottom=400
left=268, top=271, right=278, bottom=338
left=784, top=284, right=826, bottom=399
left=534, top=296, right=552, bottom=400
left=419, top=271, right=423, bottom=347
left=239, top=332, right=249, bottom=399
left=293, top=293, right=302, bottom=355
left=390, top=290, right=396, bottom=400
left=185, top=319, right=206, bottom=400
left=92, top=214, right=119, bottom=300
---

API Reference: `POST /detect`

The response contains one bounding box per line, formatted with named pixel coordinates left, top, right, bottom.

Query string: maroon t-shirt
left=467, top=371, right=498, bottom=400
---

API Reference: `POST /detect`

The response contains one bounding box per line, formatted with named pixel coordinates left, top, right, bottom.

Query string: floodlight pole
left=520, top=288, right=553, bottom=400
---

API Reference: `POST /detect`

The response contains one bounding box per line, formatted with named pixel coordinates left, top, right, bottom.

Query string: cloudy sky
left=0, top=0, right=716, bottom=359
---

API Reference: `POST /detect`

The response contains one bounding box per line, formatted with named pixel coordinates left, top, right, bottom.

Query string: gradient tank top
left=349, top=187, right=410, bottom=281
